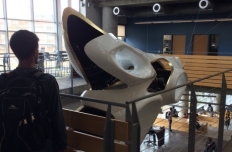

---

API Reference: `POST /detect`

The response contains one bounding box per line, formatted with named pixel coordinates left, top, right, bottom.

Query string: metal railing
left=0, top=53, right=71, bottom=78
left=60, top=67, right=232, bottom=152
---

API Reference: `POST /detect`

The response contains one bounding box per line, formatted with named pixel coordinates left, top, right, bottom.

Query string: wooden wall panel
left=192, top=35, right=208, bottom=55
left=161, top=54, right=232, bottom=89
left=172, top=35, right=186, bottom=54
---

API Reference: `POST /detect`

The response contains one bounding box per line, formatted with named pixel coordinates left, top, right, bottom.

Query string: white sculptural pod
left=146, top=54, right=188, bottom=105
left=84, top=33, right=155, bottom=87
left=62, top=7, right=188, bottom=143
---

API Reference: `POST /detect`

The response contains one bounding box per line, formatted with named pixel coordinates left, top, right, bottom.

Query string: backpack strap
left=0, top=71, right=18, bottom=89
left=28, top=70, right=45, bottom=80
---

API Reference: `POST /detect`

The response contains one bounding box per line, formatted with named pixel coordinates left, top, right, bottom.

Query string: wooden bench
left=63, top=108, right=129, bottom=152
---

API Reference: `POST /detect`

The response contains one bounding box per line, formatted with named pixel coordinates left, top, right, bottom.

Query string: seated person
left=198, top=106, right=205, bottom=115
left=196, top=121, right=201, bottom=131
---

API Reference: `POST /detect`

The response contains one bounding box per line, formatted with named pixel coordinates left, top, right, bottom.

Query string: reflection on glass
left=36, top=33, right=56, bottom=45
left=0, top=19, right=5, bottom=30
left=163, top=35, right=172, bottom=54
left=7, top=20, right=32, bottom=31
left=35, top=22, right=56, bottom=33
left=34, top=0, right=54, bottom=21
left=0, top=32, right=5, bottom=44
left=0, top=0, right=3, bottom=18
left=7, top=0, right=31, bottom=20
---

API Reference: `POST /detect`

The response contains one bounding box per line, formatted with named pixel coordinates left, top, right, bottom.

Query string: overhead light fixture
left=113, top=7, right=120, bottom=15
left=152, top=3, right=163, bottom=13
left=199, top=0, right=212, bottom=9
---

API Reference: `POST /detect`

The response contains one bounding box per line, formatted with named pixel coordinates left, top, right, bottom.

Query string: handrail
left=59, top=93, right=127, bottom=108
left=126, top=68, right=232, bottom=104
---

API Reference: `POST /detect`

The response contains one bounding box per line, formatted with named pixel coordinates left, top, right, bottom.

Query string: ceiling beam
left=94, top=0, right=199, bottom=7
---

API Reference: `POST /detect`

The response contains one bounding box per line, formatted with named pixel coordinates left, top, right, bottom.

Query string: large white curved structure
left=62, top=7, right=188, bottom=142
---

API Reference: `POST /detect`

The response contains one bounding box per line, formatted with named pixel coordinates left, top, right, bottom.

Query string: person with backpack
left=0, top=30, right=67, bottom=152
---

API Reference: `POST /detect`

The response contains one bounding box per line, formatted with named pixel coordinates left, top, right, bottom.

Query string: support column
left=214, top=94, right=220, bottom=112
left=102, top=7, right=118, bottom=36
left=178, top=91, right=189, bottom=117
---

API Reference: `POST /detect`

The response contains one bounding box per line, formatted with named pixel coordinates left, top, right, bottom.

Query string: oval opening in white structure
left=115, top=47, right=153, bottom=79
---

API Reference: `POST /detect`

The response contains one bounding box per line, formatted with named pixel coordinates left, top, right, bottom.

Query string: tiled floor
left=58, top=76, right=232, bottom=152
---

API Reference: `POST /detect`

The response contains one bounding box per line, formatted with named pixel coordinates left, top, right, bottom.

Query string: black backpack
left=0, top=70, right=48, bottom=152
left=165, top=111, right=169, bottom=119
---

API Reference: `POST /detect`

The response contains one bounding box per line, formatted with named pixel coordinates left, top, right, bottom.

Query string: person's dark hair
left=170, top=107, right=173, bottom=111
left=10, top=30, right=39, bottom=60
left=208, top=104, right=211, bottom=107
left=208, top=137, right=212, bottom=141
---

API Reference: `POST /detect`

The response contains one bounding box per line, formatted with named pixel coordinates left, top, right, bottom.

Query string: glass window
left=0, top=45, right=6, bottom=53
left=6, top=0, right=31, bottom=20
left=0, top=0, right=3, bottom=18
left=0, top=19, right=5, bottom=30
left=36, top=33, right=56, bottom=45
left=71, top=0, right=79, bottom=11
left=8, top=32, right=13, bottom=41
left=62, top=35, right=66, bottom=51
left=61, top=0, right=68, bottom=20
left=33, top=0, right=54, bottom=21
left=7, top=20, right=33, bottom=31
left=35, top=22, right=56, bottom=33
left=0, top=32, right=5, bottom=44
left=38, top=45, right=55, bottom=53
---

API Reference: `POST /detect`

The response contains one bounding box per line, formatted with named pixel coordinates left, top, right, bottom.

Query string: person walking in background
left=207, top=104, right=214, bottom=117
left=167, top=108, right=173, bottom=132
left=225, top=109, right=230, bottom=118
left=225, top=115, right=230, bottom=130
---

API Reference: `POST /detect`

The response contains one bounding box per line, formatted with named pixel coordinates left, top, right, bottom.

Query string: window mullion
left=31, top=0, right=35, bottom=32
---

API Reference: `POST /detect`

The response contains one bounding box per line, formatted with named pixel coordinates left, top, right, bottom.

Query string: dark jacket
left=204, top=141, right=216, bottom=152
left=0, top=68, right=67, bottom=151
